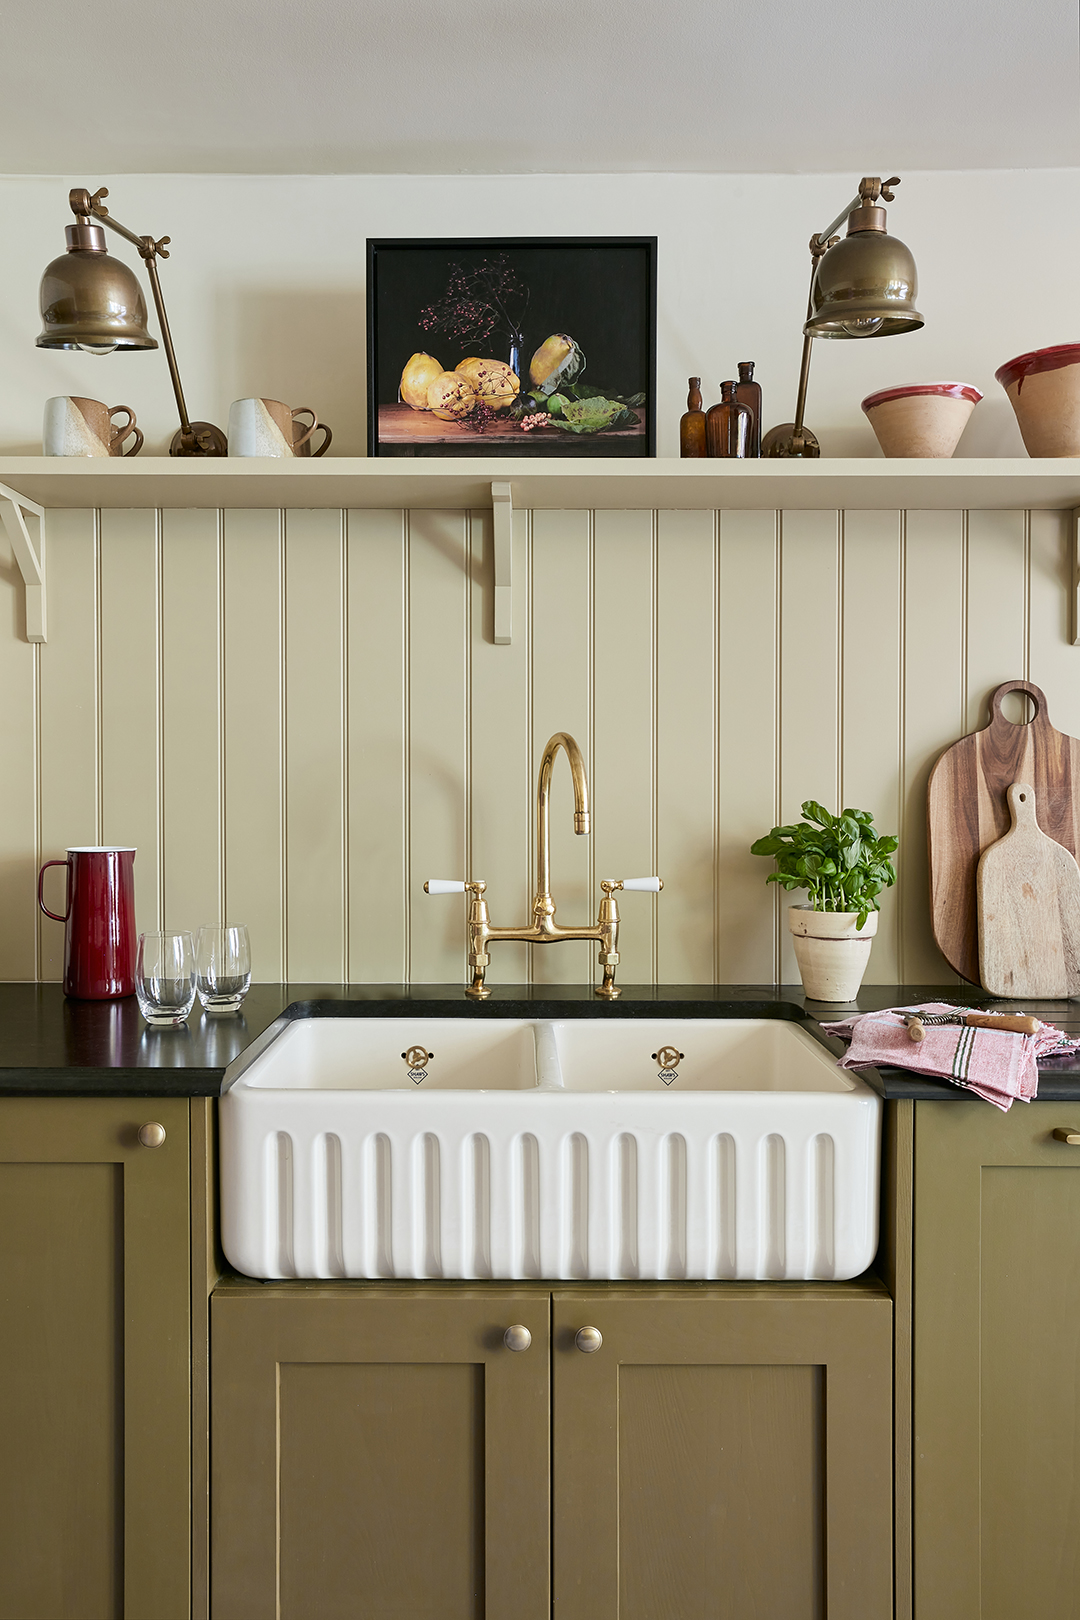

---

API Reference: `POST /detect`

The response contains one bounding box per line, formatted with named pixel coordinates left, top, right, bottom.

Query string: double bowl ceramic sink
left=220, top=1011, right=881, bottom=1283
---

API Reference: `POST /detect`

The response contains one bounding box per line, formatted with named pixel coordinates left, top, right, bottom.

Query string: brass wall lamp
left=36, top=187, right=227, bottom=456
left=762, top=176, right=923, bottom=458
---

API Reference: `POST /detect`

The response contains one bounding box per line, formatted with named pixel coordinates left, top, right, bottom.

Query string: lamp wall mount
left=0, top=483, right=46, bottom=642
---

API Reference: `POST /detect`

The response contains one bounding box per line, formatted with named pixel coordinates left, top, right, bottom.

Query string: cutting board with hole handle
left=977, top=782, right=1080, bottom=997
left=928, top=680, right=1080, bottom=984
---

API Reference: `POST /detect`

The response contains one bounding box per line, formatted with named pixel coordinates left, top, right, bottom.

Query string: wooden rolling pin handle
left=965, top=1013, right=1039, bottom=1036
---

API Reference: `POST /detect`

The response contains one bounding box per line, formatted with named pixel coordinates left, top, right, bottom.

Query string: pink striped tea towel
left=818, top=1003, right=1080, bottom=1111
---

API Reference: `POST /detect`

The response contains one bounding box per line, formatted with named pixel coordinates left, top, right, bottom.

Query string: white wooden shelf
left=1, top=455, right=1080, bottom=513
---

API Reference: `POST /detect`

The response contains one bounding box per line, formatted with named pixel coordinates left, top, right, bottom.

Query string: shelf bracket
left=0, top=482, right=46, bottom=643
left=492, top=480, right=513, bottom=645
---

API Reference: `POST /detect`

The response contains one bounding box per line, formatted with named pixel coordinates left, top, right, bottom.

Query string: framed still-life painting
left=366, top=236, right=657, bottom=457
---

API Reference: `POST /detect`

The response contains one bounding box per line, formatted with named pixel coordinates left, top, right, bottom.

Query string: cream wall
left=2, top=167, right=1079, bottom=986
left=1, top=168, right=1078, bottom=458
left=0, top=500, right=1073, bottom=986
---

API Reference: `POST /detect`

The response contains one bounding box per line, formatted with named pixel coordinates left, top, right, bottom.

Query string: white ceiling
left=3, top=0, right=1077, bottom=175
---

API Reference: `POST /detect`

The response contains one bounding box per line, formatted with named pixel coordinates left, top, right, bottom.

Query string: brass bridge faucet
left=425, top=731, right=662, bottom=999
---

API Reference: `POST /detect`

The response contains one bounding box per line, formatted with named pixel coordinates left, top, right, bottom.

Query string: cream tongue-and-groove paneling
left=1, top=503, right=1073, bottom=987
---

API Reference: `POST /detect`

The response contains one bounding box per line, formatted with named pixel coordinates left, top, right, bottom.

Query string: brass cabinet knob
left=1053, top=1128, right=1080, bottom=1144
left=575, top=1326, right=603, bottom=1354
left=137, top=1122, right=167, bottom=1148
left=503, top=1324, right=532, bottom=1352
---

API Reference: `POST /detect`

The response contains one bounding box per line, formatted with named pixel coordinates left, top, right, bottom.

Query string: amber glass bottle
left=706, top=380, right=752, bottom=458
left=736, top=361, right=762, bottom=457
left=679, top=378, right=708, bottom=458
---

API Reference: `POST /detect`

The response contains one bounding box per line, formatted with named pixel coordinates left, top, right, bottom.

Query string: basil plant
left=750, top=801, right=898, bottom=930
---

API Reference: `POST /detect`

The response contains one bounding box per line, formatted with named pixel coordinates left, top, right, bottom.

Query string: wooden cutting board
left=977, top=782, right=1080, bottom=997
left=928, top=680, right=1080, bottom=983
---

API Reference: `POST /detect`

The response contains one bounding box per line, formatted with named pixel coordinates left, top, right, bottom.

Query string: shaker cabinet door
left=914, top=1101, right=1080, bottom=1620
left=211, top=1283, right=550, bottom=1620
left=0, top=1095, right=191, bottom=1620
left=553, top=1283, right=893, bottom=1620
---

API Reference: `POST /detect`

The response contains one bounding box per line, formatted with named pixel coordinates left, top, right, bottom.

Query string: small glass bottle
left=679, top=377, right=708, bottom=458
left=706, top=380, right=752, bottom=458
left=736, top=361, right=762, bottom=457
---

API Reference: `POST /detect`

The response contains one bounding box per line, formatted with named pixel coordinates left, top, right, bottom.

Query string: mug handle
left=309, top=423, right=333, bottom=458
left=290, top=407, right=318, bottom=451
left=108, top=406, right=136, bottom=452
left=122, top=426, right=144, bottom=457
left=38, top=858, right=71, bottom=922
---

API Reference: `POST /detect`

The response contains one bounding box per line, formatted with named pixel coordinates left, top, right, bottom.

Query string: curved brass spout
left=536, top=732, right=589, bottom=907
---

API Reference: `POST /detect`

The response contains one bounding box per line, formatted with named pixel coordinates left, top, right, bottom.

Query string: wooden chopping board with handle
left=977, top=782, right=1080, bottom=997
left=928, top=680, right=1080, bottom=983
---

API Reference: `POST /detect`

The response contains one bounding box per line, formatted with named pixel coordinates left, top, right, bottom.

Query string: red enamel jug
left=38, top=846, right=137, bottom=999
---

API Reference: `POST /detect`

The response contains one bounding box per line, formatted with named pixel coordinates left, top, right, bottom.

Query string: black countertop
left=0, top=981, right=1078, bottom=1100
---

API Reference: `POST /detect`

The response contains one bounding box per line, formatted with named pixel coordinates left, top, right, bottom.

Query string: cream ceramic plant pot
left=789, top=906, right=878, bottom=1002
left=861, top=382, right=981, bottom=457
left=996, top=344, right=1080, bottom=456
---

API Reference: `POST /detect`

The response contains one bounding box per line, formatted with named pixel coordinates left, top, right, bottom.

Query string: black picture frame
left=366, top=236, right=657, bottom=458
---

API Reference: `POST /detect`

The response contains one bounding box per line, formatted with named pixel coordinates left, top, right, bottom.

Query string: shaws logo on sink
left=652, top=1046, right=685, bottom=1084
left=401, top=1046, right=434, bottom=1083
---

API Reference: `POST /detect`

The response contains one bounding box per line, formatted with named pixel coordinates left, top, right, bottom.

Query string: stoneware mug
left=43, top=396, right=143, bottom=457
left=228, top=397, right=329, bottom=457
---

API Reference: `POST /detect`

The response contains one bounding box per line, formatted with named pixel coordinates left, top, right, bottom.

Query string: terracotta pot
left=861, top=382, right=981, bottom=458
left=995, top=344, right=1080, bottom=456
left=788, top=906, right=878, bottom=1002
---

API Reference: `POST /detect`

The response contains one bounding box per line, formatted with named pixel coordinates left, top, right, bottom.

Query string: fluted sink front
left=220, top=1016, right=880, bottom=1283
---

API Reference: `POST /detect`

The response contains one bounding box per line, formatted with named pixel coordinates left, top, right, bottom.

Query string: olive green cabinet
left=212, top=1278, right=893, bottom=1620
left=211, top=1283, right=552, bottom=1620
left=0, top=1096, right=192, bottom=1620
left=913, top=1101, right=1080, bottom=1620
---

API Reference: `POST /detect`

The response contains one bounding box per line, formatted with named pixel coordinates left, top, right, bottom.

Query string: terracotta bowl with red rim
left=995, top=344, right=1080, bottom=457
left=861, top=381, right=982, bottom=458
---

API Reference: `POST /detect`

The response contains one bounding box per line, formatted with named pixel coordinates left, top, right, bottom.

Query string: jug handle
left=38, top=859, right=71, bottom=922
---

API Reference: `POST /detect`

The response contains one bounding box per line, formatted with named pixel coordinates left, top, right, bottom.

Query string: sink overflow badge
left=402, top=1046, right=433, bottom=1083
left=652, top=1045, right=684, bottom=1084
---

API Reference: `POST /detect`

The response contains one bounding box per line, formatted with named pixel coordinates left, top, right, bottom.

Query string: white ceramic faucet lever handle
left=617, top=876, right=664, bottom=892
left=424, top=879, right=466, bottom=895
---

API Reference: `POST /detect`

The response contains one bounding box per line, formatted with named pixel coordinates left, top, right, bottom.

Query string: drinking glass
left=136, top=931, right=196, bottom=1026
left=195, top=924, right=251, bottom=1013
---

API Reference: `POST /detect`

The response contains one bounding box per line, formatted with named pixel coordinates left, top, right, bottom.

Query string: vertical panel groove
left=897, top=510, right=908, bottom=983
left=156, top=508, right=165, bottom=930
left=340, top=510, right=349, bottom=979
left=837, top=509, right=845, bottom=813
left=278, top=511, right=288, bottom=979
left=217, top=509, right=226, bottom=925
left=402, top=511, right=411, bottom=984
left=94, top=507, right=103, bottom=843
left=651, top=507, right=659, bottom=982
left=712, top=508, right=720, bottom=987
left=773, top=509, right=783, bottom=983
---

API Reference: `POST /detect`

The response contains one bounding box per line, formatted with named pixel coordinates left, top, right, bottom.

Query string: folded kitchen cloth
left=818, top=1003, right=1080, bottom=1112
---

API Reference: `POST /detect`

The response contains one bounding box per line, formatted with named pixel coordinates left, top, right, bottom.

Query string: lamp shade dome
left=37, top=245, right=157, bottom=353
left=805, top=230, right=923, bottom=339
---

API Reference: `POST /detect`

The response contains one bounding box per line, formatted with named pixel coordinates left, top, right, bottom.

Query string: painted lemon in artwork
left=399, top=352, right=444, bottom=410
left=427, top=371, right=479, bottom=420
left=529, top=333, right=585, bottom=395
left=455, top=358, right=520, bottom=411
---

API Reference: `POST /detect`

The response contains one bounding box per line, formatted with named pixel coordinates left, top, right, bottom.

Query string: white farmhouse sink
left=220, top=1016, right=880, bottom=1284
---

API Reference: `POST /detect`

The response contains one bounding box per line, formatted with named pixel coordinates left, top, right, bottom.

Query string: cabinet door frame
left=0, top=1094, right=191, bottom=1619
left=212, top=1281, right=551, bottom=1620
left=553, top=1282, right=894, bottom=1620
